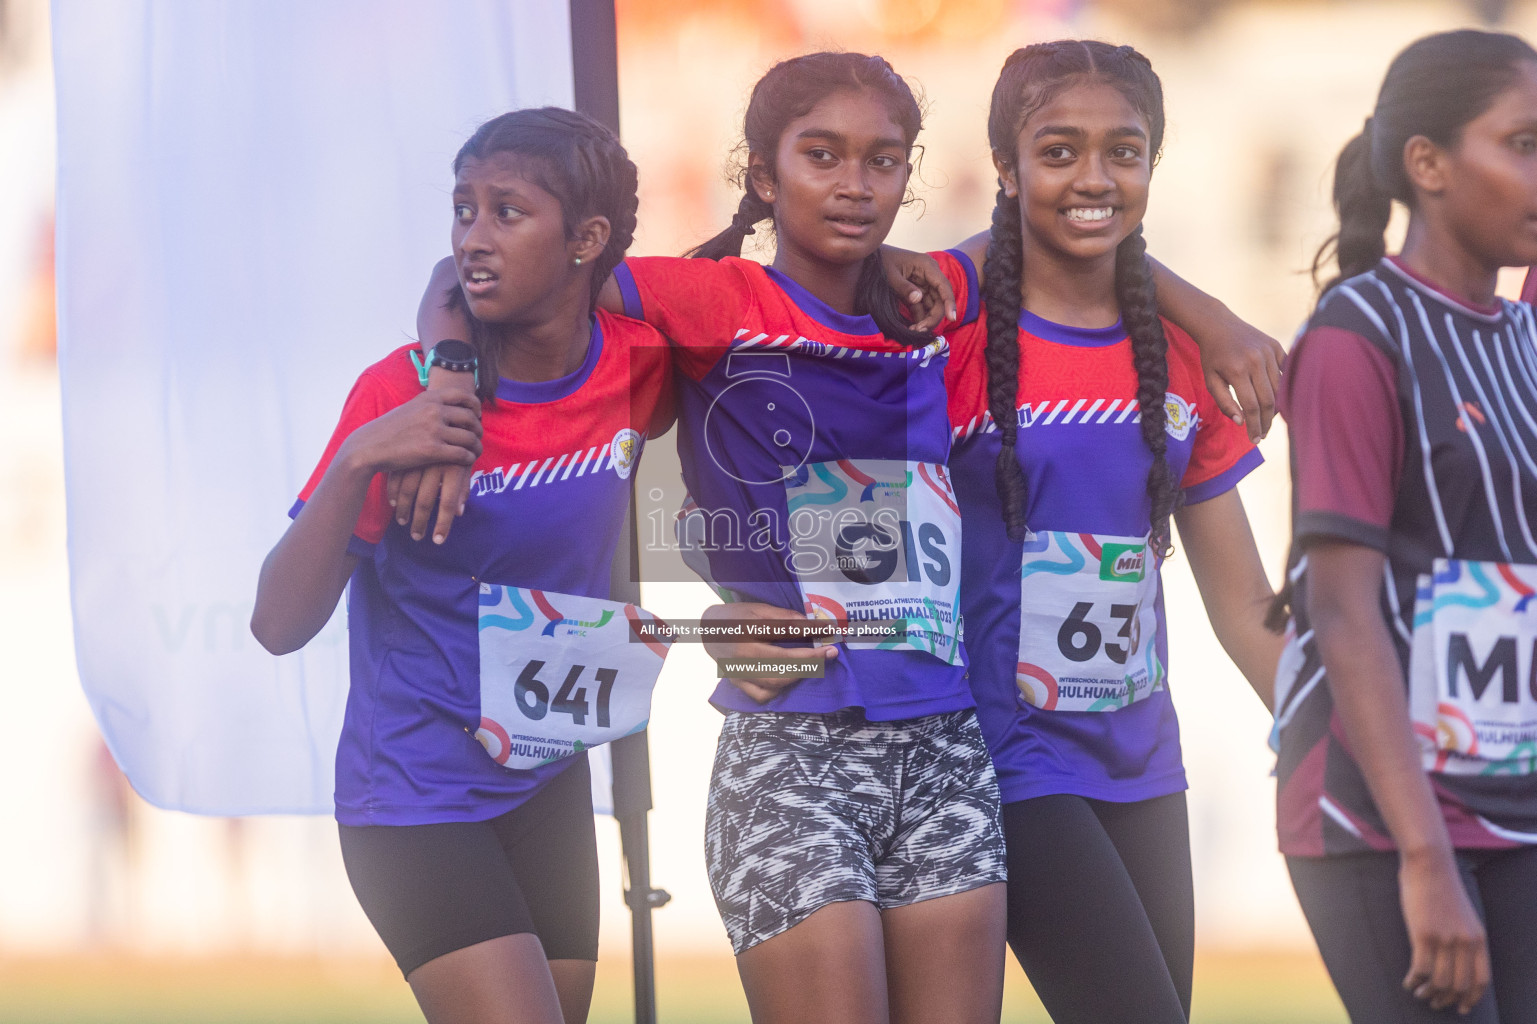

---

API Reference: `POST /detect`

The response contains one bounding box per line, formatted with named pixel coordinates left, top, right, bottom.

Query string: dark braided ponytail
left=982, top=182, right=1029, bottom=541
left=687, top=51, right=931, bottom=347
left=447, top=106, right=641, bottom=401
left=1312, top=29, right=1537, bottom=301
left=1117, top=225, right=1178, bottom=557
left=983, top=40, right=1176, bottom=548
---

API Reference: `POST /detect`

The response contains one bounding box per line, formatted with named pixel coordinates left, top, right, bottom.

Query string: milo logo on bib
left=1100, top=542, right=1146, bottom=583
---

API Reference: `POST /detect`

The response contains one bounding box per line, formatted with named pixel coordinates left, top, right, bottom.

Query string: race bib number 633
left=1016, top=531, right=1164, bottom=712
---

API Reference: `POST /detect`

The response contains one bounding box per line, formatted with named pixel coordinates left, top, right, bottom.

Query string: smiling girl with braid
left=936, top=41, right=1281, bottom=1023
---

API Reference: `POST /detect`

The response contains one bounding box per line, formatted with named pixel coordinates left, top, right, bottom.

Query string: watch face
left=433, top=339, right=476, bottom=365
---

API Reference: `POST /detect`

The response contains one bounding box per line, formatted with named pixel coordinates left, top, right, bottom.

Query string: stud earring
left=573, top=257, right=584, bottom=266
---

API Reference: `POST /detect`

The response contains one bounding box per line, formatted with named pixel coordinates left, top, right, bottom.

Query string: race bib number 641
left=475, top=585, right=671, bottom=770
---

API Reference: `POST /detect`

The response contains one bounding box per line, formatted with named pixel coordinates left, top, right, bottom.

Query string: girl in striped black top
left=1274, top=29, right=1537, bottom=1023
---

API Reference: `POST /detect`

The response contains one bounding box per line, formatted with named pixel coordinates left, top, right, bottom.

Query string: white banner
left=53, top=0, right=576, bottom=814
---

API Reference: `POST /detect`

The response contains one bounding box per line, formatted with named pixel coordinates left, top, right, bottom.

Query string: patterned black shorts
left=705, top=707, right=1006, bottom=953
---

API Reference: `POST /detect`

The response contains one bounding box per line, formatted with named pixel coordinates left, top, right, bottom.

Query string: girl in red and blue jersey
left=1275, top=30, right=1537, bottom=1022
left=251, top=109, right=672, bottom=1024
left=409, top=53, right=1284, bottom=1024
left=938, top=42, right=1280, bottom=1024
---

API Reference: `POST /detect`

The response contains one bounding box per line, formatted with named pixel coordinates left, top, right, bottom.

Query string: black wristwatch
left=412, top=338, right=479, bottom=387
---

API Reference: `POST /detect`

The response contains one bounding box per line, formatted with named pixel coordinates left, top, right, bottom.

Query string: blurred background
left=3, top=0, right=1535, bottom=1021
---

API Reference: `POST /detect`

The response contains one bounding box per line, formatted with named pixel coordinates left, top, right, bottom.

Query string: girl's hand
left=388, top=463, right=476, bottom=545
left=1197, top=317, right=1286, bottom=443
left=385, top=364, right=482, bottom=543
left=881, top=246, right=957, bottom=333
left=702, top=602, right=838, bottom=704
left=1399, top=849, right=1490, bottom=1014
left=345, top=390, right=482, bottom=481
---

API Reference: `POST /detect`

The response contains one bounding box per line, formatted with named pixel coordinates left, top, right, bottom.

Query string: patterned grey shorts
left=705, top=707, right=1006, bottom=954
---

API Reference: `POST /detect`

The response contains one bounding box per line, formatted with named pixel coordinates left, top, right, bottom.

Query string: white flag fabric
left=53, top=0, right=581, bottom=814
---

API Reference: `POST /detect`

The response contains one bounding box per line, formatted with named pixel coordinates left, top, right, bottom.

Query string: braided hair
left=983, top=40, right=1177, bottom=555
left=448, top=106, right=640, bottom=401
left=687, top=51, right=931, bottom=347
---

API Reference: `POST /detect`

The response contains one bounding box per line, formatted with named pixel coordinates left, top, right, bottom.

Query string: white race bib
left=1409, top=559, right=1537, bottom=776
left=784, top=459, right=962, bottom=664
left=475, top=585, right=671, bottom=770
left=1017, top=531, right=1163, bottom=712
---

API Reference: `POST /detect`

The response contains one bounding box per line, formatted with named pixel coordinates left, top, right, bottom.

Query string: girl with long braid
left=1274, top=29, right=1537, bottom=1021
left=938, top=41, right=1280, bottom=1023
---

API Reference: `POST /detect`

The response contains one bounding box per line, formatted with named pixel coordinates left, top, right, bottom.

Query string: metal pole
left=571, top=6, right=667, bottom=1020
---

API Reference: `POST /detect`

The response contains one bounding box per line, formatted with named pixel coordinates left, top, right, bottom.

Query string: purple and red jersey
left=293, top=312, right=672, bottom=826
left=938, top=250, right=1260, bottom=804
left=613, top=255, right=972, bottom=721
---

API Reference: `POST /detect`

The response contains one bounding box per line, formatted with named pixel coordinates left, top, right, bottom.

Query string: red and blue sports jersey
left=292, top=312, right=672, bottom=826
left=613, top=255, right=972, bottom=720
left=939, top=250, right=1260, bottom=804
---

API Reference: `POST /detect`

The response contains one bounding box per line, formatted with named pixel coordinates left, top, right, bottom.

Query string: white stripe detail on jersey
left=1460, top=325, right=1537, bottom=558
left=1347, top=279, right=1455, bottom=555
left=1485, top=327, right=1537, bottom=479
left=558, top=452, right=579, bottom=482
left=513, top=461, right=540, bottom=491
left=1319, top=796, right=1365, bottom=839
left=1097, top=399, right=1121, bottom=423
left=1020, top=401, right=1053, bottom=427
left=1116, top=405, right=1137, bottom=423
left=1474, top=815, right=1537, bottom=843
left=526, top=456, right=556, bottom=488
left=1410, top=293, right=1512, bottom=561
left=1381, top=560, right=1413, bottom=646
left=1081, top=398, right=1106, bottom=423
left=1059, top=398, right=1088, bottom=424
left=1500, top=323, right=1537, bottom=439
left=1277, top=664, right=1324, bottom=731
left=1042, top=400, right=1070, bottom=425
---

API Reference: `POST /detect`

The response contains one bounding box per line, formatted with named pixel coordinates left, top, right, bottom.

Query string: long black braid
left=982, top=40, right=1178, bottom=553
left=982, top=181, right=1029, bottom=541
left=1117, top=225, right=1179, bottom=557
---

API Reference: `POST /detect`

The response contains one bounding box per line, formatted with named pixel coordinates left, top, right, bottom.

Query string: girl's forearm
left=1149, top=258, right=1237, bottom=336
left=1309, top=543, right=1454, bottom=862
left=417, top=258, right=471, bottom=354
left=1175, top=492, right=1279, bottom=709
left=252, top=447, right=372, bottom=654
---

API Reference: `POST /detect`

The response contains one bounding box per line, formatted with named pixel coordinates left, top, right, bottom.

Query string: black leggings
left=1001, top=792, right=1194, bottom=1024
left=1289, top=846, right=1537, bottom=1023
left=339, top=756, right=599, bottom=978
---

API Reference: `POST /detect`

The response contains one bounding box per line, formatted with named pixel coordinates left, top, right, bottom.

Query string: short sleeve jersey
left=1275, top=258, right=1537, bottom=855
left=613, top=255, right=970, bottom=720
left=293, top=312, right=672, bottom=826
left=939, top=250, right=1261, bottom=803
